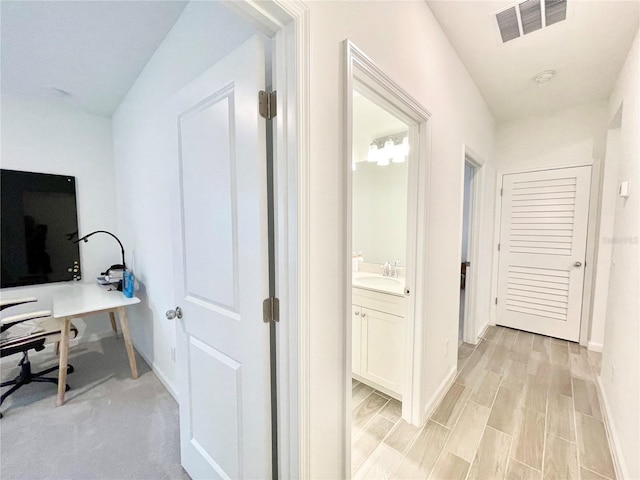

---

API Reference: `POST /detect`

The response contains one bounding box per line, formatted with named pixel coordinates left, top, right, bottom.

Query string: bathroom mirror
left=352, top=90, right=409, bottom=266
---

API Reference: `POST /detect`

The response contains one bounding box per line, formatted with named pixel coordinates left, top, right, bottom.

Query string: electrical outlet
left=171, top=347, right=176, bottom=363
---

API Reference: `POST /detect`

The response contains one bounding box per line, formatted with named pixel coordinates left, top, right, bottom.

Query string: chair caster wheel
left=67, top=365, right=74, bottom=374
left=65, top=384, right=71, bottom=392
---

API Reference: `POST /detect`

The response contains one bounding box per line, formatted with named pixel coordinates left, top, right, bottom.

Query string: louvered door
left=496, top=166, right=591, bottom=341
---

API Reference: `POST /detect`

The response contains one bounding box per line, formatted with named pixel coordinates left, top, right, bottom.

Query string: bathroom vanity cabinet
left=352, top=286, right=405, bottom=399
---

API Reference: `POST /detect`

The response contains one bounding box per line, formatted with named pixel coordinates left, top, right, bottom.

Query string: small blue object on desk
left=123, top=270, right=135, bottom=298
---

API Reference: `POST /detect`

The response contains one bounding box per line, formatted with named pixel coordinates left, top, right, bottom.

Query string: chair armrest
left=1, top=310, right=52, bottom=333
left=0, top=297, right=38, bottom=311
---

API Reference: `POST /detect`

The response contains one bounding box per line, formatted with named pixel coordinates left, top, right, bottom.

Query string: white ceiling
left=1, top=1, right=188, bottom=118
left=427, top=0, right=640, bottom=123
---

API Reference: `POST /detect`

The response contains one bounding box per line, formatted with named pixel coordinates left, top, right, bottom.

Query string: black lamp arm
left=74, top=230, right=126, bottom=270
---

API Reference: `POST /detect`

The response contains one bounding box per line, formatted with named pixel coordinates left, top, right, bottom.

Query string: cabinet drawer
left=352, top=287, right=405, bottom=317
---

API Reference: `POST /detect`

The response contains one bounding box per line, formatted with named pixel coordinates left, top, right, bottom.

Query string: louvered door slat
left=513, top=185, right=577, bottom=195
left=513, top=192, right=577, bottom=201
left=513, top=197, right=576, bottom=205
left=512, top=204, right=576, bottom=213
left=496, top=166, right=591, bottom=341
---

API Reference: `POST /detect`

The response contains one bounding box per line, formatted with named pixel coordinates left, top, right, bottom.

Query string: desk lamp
left=74, top=230, right=126, bottom=289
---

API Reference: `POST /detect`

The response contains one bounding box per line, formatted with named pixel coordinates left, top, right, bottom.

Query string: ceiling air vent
left=496, top=7, right=520, bottom=43
left=519, top=0, right=542, bottom=35
left=545, top=0, right=567, bottom=26
left=495, top=0, right=567, bottom=43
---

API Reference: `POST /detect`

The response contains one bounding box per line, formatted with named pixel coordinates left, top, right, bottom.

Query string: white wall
left=112, top=2, right=257, bottom=395
left=591, top=118, right=622, bottom=352
left=493, top=102, right=608, bottom=171
left=0, top=93, right=117, bottom=339
left=306, top=2, right=495, bottom=477
left=599, top=30, right=639, bottom=480
left=492, top=102, right=608, bottom=343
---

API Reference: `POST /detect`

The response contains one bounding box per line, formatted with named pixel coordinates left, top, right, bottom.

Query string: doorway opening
left=460, top=159, right=476, bottom=345
left=344, top=40, right=432, bottom=477
left=459, top=152, right=484, bottom=348
left=350, top=89, right=410, bottom=475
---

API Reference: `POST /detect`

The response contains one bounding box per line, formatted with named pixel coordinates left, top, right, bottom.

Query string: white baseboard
left=423, top=366, right=457, bottom=421
left=476, top=322, right=489, bottom=343
left=596, top=376, right=629, bottom=480
left=588, top=341, right=603, bottom=352
left=134, top=344, right=179, bottom=401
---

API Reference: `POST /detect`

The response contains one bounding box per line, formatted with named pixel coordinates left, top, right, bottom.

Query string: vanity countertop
left=352, top=271, right=405, bottom=296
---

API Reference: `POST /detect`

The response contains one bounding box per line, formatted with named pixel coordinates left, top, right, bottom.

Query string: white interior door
left=496, top=166, right=591, bottom=341
left=169, top=35, right=271, bottom=479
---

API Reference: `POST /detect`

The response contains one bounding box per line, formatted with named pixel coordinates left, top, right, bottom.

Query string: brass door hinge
left=259, top=90, right=277, bottom=120
left=263, top=296, right=280, bottom=323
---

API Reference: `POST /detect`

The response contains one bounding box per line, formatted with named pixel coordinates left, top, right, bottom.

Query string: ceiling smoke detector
left=534, top=70, right=556, bottom=84
left=49, top=87, right=72, bottom=97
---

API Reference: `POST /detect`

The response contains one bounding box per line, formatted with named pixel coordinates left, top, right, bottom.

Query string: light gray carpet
left=0, top=336, right=190, bottom=480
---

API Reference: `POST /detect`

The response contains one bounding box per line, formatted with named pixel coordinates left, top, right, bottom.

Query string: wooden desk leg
left=109, top=311, right=118, bottom=335
left=117, top=306, right=138, bottom=379
left=56, top=318, right=71, bottom=406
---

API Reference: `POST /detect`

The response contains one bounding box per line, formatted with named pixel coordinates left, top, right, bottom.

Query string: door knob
left=166, top=307, right=182, bottom=320
left=573, top=261, right=582, bottom=267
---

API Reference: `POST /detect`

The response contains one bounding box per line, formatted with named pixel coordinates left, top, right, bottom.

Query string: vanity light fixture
left=368, top=132, right=409, bottom=166
left=367, top=142, right=381, bottom=163
left=393, top=137, right=409, bottom=163
left=379, top=139, right=395, bottom=166
left=383, top=138, right=395, bottom=154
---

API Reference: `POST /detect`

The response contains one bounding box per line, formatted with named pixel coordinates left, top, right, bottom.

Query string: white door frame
left=218, top=1, right=311, bottom=477
left=460, top=147, right=485, bottom=345
left=344, top=40, right=432, bottom=466
left=491, top=161, right=595, bottom=345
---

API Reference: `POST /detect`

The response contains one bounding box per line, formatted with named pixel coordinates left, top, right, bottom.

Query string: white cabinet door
left=352, top=306, right=362, bottom=375
left=362, top=308, right=404, bottom=393
left=170, top=35, right=272, bottom=479
left=497, top=166, right=591, bottom=341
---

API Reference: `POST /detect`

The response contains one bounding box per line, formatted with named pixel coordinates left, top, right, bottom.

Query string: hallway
left=351, top=326, right=614, bottom=479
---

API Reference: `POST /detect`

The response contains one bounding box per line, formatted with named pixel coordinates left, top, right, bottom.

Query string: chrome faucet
left=382, top=262, right=392, bottom=277
left=391, top=259, right=401, bottom=278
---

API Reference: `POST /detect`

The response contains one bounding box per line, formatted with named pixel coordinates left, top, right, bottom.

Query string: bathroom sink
left=352, top=272, right=405, bottom=295
left=354, top=276, right=402, bottom=287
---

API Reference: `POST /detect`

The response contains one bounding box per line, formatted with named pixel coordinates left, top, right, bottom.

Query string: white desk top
left=53, top=283, right=140, bottom=318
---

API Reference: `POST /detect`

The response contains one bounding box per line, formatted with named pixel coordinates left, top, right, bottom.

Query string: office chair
left=1, top=297, right=77, bottom=417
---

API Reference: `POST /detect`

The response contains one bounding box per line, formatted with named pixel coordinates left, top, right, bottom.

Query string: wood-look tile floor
left=351, top=326, right=614, bottom=480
